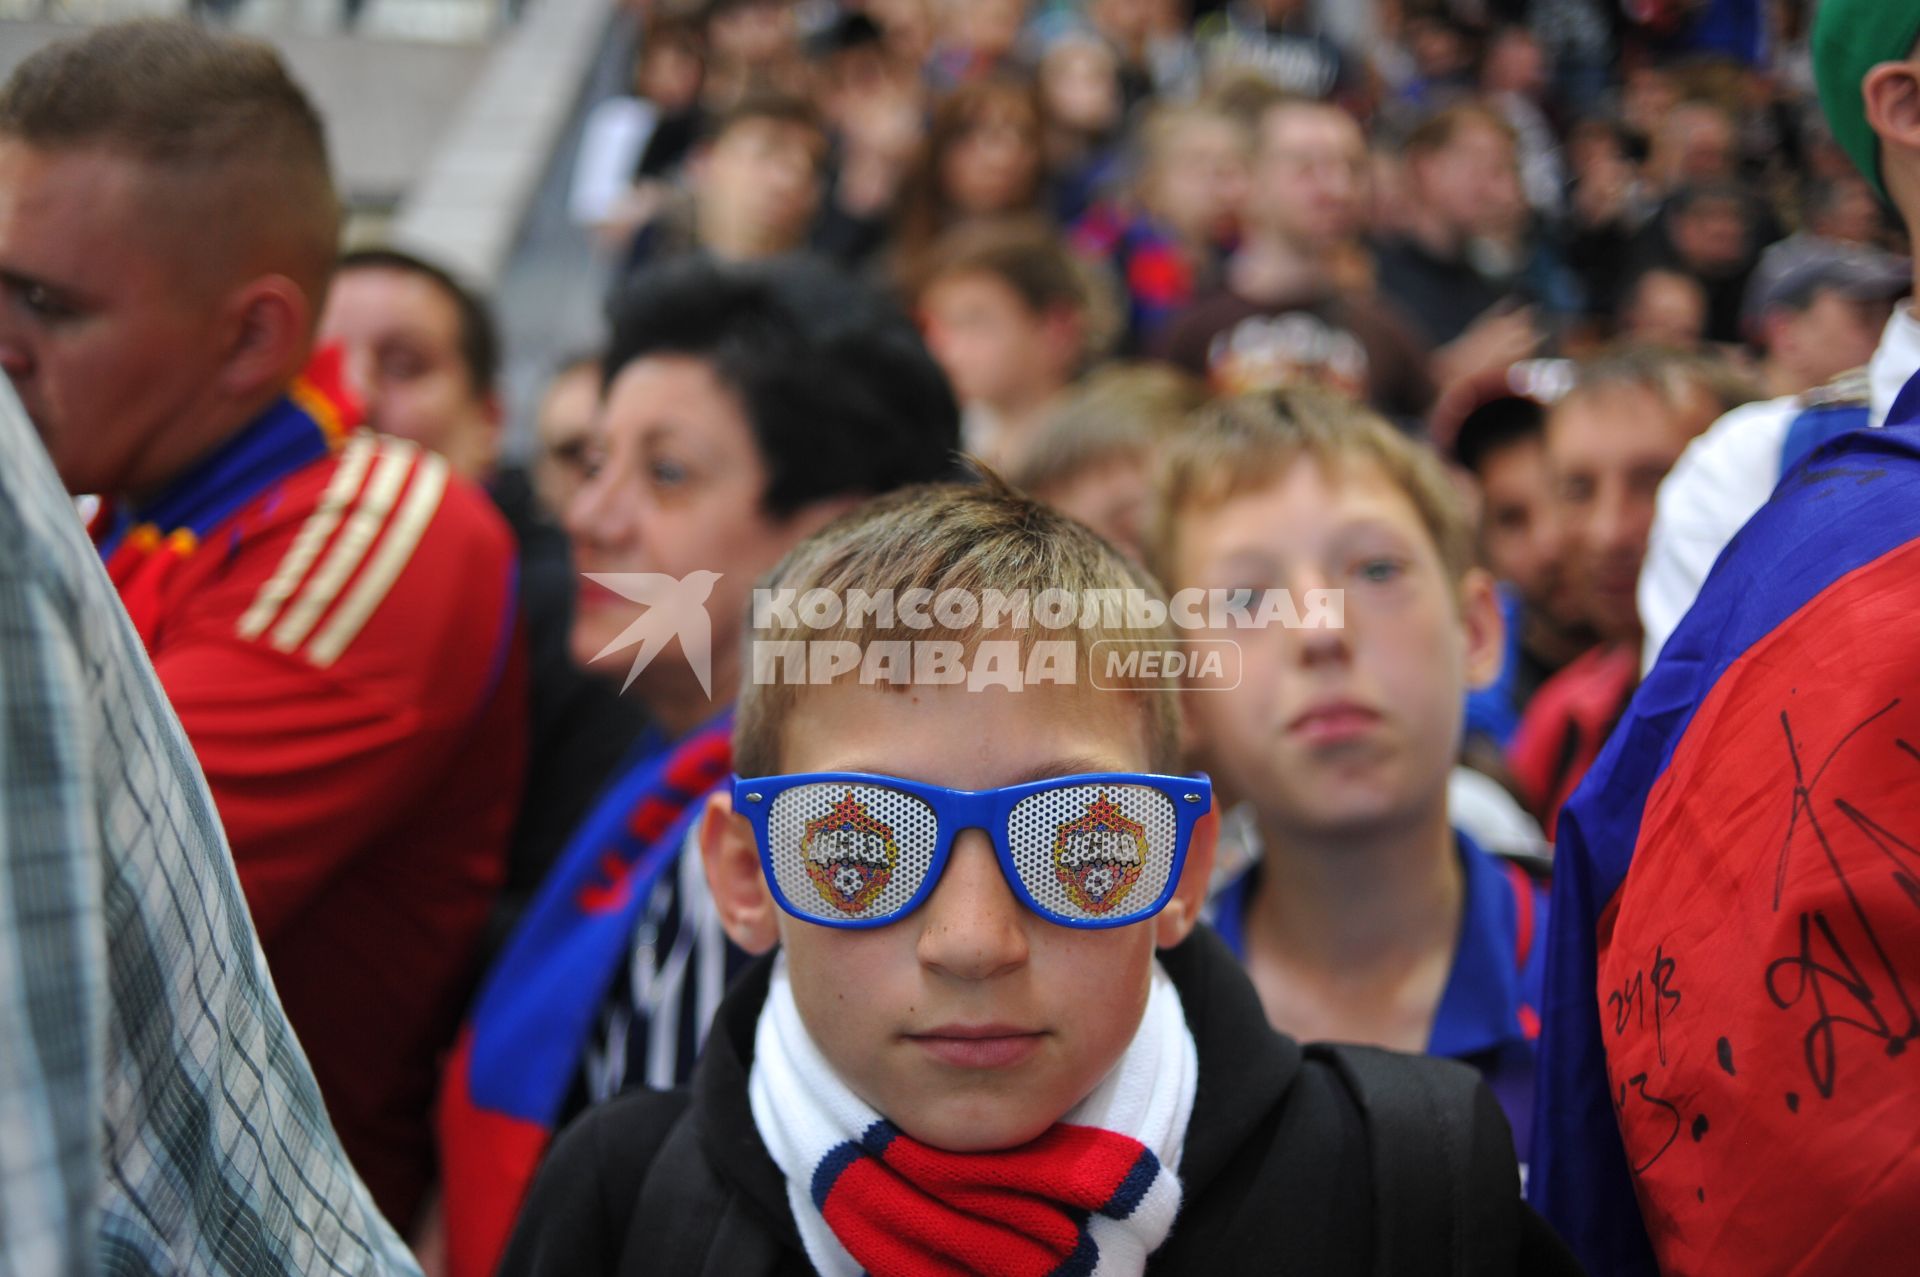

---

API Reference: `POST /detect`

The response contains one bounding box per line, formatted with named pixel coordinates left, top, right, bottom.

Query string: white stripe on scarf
left=749, top=953, right=1199, bottom=1277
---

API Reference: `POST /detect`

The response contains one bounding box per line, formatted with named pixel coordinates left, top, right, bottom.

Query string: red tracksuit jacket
left=97, top=367, right=528, bottom=1229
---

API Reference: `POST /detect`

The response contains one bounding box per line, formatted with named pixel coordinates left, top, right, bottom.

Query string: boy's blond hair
left=1148, top=387, right=1474, bottom=593
left=736, top=477, right=1182, bottom=778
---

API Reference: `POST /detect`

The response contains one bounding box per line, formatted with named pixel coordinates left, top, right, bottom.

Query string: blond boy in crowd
left=1149, top=388, right=1552, bottom=1164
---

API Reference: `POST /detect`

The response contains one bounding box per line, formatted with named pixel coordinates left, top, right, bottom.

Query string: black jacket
left=500, top=927, right=1583, bottom=1276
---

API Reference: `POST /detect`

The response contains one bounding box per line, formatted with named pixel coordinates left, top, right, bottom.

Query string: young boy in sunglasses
left=499, top=481, right=1579, bottom=1276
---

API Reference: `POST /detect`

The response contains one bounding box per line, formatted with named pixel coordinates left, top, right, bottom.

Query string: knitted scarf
left=750, top=955, right=1197, bottom=1277
left=95, top=354, right=354, bottom=643
left=438, top=713, right=733, bottom=1277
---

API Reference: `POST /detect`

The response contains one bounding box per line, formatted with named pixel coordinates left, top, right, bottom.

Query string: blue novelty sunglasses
left=732, top=771, right=1212, bottom=930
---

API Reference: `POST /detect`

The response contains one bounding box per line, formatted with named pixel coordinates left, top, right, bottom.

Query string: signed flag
left=1529, top=374, right=1920, bottom=1275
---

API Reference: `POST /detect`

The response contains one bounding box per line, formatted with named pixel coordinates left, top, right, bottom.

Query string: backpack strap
left=1494, top=853, right=1548, bottom=1041
left=1491, top=847, right=1551, bottom=970
left=1307, top=1044, right=1521, bottom=1277
left=1501, top=859, right=1537, bottom=970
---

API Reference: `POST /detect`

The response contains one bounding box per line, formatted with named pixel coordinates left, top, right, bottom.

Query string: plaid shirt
left=0, top=381, right=419, bottom=1277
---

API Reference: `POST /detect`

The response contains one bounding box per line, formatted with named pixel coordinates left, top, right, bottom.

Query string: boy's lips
left=906, top=1025, right=1046, bottom=1069
left=1287, top=699, right=1382, bottom=746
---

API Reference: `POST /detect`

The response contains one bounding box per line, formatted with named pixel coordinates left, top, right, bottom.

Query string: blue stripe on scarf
left=1049, top=1216, right=1099, bottom=1277
left=97, top=395, right=333, bottom=559
left=1105, top=1148, right=1160, bottom=1220
left=810, top=1143, right=866, bottom=1213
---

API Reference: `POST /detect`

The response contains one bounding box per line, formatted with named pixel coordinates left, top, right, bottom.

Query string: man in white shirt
left=1637, top=256, right=1919, bottom=670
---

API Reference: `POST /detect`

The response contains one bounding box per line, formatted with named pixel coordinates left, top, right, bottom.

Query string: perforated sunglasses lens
left=763, top=783, right=940, bottom=924
left=1006, top=783, right=1181, bottom=925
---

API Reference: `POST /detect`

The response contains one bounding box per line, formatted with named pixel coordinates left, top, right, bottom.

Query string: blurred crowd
left=540, top=0, right=1907, bottom=843
left=5, top=0, right=1920, bottom=1274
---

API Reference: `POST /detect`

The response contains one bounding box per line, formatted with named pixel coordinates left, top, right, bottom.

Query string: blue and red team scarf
left=93, top=350, right=354, bottom=631
left=1529, top=372, right=1920, bottom=1275
left=438, top=714, right=733, bottom=1277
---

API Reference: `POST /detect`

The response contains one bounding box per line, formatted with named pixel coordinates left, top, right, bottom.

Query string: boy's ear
left=1175, top=686, right=1208, bottom=767
left=1154, top=800, right=1218, bottom=950
left=1864, top=59, right=1920, bottom=165
left=699, top=791, right=781, bottom=954
left=1459, top=567, right=1505, bottom=692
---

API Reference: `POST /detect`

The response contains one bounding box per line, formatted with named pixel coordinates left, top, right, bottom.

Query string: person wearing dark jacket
left=505, top=928, right=1583, bottom=1276
left=499, top=482, right=1583, bottom=1277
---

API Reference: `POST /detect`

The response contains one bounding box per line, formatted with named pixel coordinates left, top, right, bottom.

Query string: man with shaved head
left=0, top=22, right=339, bottom=497
left=0, top=21, right=528, bottom=1232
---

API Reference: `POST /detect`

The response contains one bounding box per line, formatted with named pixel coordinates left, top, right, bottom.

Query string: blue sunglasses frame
left=731, top=771, right=1213, bottom=930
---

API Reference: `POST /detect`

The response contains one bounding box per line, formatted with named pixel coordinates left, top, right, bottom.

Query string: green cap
left=1813, top=0, right=1920, bottom=197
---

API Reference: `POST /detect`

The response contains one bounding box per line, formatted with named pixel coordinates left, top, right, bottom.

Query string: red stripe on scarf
left=578, top=731, right=732, bottom=915
left=819, top=1122, right=1152, bottom=1277
left=627, top=796, right=682, bottom=843
left=627, top=731, right=731, bottom=845
left=437, top=1029, right=551, bottom=1277
left=665, top=729, right=733, bottom=793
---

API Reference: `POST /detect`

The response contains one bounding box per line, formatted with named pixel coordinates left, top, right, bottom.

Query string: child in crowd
left=618, top=91, right=829, bottom=276
left=1070, top=100, right=1250, bottom=352
left=1035, top=27, right=1126, bottom=223
left=916, top=217, right=1111, bottom=470
left=1009, top=363, right=1204, bottom=562
left=893, top=77, right=1049, bottom=271
left=568, top=14, right=706, bottom=245
left=1154, top=95, right=1436, bottom=424
left=500, top=479, right=1578, bottom=1275
left=1147, top=388, right=1551, bottom=1163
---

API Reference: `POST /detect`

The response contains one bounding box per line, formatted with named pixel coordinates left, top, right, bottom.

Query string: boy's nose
left=1591, top=485, right=1639, bottom=557
left=916, top=831, right=1029, bottom=982
left=1278, top=570, right=1353, bottom=669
